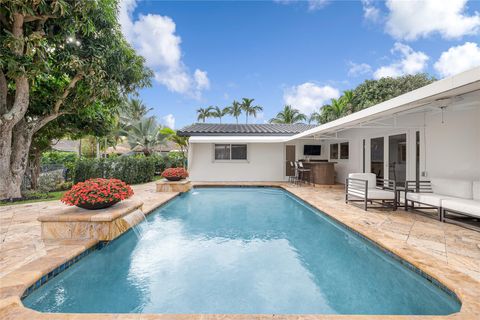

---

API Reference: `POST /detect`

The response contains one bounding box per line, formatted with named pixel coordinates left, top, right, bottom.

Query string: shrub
left=161, top=167, right=189, bottom=179
left=74, top=156, right=156, bottom=185
left=38, top=170, right=65, bottom=193
left=56, top=181, right=73, bottom=191
left=41, top=151, right=78, bottom=181
left=61, top=178, right=133, bottom=207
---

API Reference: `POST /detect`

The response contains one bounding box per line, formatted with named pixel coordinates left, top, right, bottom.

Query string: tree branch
left=32, top=112, right=66, bottom=134
left=0, top=13, right=9, bottom=28
left=53, top=73, right=83, bottom=114
left=1, top=76, right=29, bottom=128
left=0, top=69, right=7, bottom=115
left=24, top=15, right=56, bottom=23
left=12, top=14, right=24, bottom=56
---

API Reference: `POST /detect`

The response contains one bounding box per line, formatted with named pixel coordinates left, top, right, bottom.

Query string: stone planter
left=38, top=200, right=144, bottom=241
left=156, top=178, right=192, bottom=193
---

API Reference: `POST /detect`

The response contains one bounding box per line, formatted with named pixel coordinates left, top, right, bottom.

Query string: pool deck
left=0, top=181, right=479, bottom=319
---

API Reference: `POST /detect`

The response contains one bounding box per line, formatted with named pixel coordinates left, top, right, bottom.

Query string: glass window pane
left=330, top=143, right=338, bottom=159
left=340, top=142, right=349, bottom=159
left=231, top=144, right=247, bottom=160
left=215, top=144, right=230, bottom=160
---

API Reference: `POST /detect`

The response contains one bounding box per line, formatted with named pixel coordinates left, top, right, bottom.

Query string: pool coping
left=0, top=183, right=479, bottom=319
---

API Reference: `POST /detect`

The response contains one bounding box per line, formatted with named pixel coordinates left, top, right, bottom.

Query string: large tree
left=0, top=1, right=152, bottom=199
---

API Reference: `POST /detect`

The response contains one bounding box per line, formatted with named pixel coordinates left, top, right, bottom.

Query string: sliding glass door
left=388, top=134, right=407, bottom=186
left=370, top=137, right=384, bottom=179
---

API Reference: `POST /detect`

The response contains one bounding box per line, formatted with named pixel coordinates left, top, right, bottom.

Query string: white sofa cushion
left=406, top=192, right=454, bottom=207
left=367, top=189, right=395, bottom=200
left=348, top=173, right=376, bottom=188
left=431, top=178, right=472, bottom=199
left=442, top=199, right=480, bottom=218
left=473, top=181, right=480, bottom=201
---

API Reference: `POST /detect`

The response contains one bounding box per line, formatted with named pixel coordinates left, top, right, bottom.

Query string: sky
left=118, top=0, right=480, bottom=129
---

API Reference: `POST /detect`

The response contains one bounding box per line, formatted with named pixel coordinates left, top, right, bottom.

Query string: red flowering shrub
left=61, top=178, right=134, bottom=207
left=161, top=167, right=189, bottom=179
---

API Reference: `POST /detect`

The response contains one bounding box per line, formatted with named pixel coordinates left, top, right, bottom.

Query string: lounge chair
left=345, top=173, right=397, bottom=211
left=404, top=179, right=480, bottom=223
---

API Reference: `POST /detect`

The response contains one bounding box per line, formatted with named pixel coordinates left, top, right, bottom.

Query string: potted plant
left=161, top=167, right=189, bottom=182
left=61, top=178, right=134, bottom=210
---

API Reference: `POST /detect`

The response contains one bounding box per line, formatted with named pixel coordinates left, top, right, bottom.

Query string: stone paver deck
left=0, top=181, right=479, bottom=319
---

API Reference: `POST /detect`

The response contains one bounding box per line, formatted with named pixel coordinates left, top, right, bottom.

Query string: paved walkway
left=0, top=181, right=479, bottom=319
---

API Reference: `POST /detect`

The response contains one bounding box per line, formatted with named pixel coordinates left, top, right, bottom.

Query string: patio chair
left=345, top=173, right=397, bottom=211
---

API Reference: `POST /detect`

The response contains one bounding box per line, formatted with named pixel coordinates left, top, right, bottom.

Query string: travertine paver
left=0, top=181, right=479, bottom=320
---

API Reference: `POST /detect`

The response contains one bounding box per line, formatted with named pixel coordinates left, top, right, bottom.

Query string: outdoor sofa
left=345, top=173, right=397, bottom=211
left=405, top=178, right=480, bottom=229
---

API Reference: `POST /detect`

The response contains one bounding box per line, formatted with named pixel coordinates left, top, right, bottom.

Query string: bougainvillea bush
left=61, top=178, right=134, bottom=210
left=161, top=167, right=189, bottom=180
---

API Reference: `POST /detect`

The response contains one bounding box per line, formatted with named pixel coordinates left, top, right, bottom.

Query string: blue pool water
left=23, top=188, right=460, bottom=315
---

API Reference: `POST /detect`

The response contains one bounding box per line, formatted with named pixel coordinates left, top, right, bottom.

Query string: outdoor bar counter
left=300, top=161, right=335, bottom=185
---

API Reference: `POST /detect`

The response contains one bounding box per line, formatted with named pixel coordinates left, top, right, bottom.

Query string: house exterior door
left=285, top=145, right=295, bottom=176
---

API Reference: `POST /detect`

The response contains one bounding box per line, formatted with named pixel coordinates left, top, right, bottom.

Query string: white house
left=178, top=67, right=480, bottom=186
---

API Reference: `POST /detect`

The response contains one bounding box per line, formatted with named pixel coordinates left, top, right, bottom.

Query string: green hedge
left=74, top=156, right=156, bottom=185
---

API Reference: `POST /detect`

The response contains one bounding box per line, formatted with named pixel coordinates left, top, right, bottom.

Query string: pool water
left=23, top=188, right=460, bottom=315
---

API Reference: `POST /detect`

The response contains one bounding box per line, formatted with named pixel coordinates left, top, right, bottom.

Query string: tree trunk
left=28, top=147, right=42, bottom=190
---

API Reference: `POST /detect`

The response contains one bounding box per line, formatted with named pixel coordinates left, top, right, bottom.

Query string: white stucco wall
left=189, top=143, right=285, bottom=181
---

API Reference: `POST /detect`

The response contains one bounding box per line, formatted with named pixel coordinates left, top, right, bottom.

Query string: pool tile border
left=20, top=242, right=107, bottom=299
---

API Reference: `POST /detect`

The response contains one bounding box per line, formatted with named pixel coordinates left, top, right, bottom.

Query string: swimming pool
left=23, top=187, right=460, bottom=315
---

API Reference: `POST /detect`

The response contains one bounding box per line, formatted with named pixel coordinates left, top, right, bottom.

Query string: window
left=340, top=142, right=349, bottom=159
left=330, top=143, right=338, bottom=159
left=214, top=144, right=247, bottom=160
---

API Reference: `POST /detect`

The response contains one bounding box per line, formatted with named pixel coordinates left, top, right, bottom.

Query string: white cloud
left=194, top=69, right=210, bottom=90
left=283, top=83, right=340, bottom=115
left=385, top=0, right=480, bottom=40
left=274, top=0, right=329, bottom=11
left=307, top=0, right=329, bottom=11
left=162, top=114, right=175, bottom=129
left=348, top=62, right=372, bottom=77
left=119, top=0, right=210, bottom=99
left=434, top=42, right=480, bottom=78
left=361, top=0, right=381, bottom=23
left=373, top=42, right=429, bottom=79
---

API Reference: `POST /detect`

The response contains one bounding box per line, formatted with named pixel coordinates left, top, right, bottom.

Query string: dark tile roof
left=177, top=123, right=317, bottom=136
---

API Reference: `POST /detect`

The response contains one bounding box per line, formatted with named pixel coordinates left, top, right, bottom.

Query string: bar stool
left=288, top=161, right=296, bottom=183
left=297, top=161, right=312, bottom=185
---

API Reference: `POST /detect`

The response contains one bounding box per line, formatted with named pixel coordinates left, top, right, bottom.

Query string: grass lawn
left=0, top=190, right=65, bottom=207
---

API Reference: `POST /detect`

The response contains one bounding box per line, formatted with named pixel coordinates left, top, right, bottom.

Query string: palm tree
left=118, top=98, right=152, bottom=131
left=225, top=100, right=242, bottom=124
left=269, top=105, right=307, bottom=124
left=329, top=98, right=348, bottom=118
left=211, top=106, right=229, bottom=123
left=241, top=98, right=263, bottom=123
left=127, top=117, right=166, bottom=156
left=340, top=90, right=354, bottom=114
left=196, top=106, right=214, bottom=123
left=308, top=110, right=322, bottom=124
left=159, top=127, right=189, bottom=166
